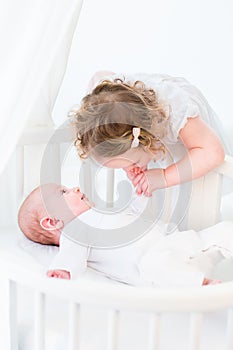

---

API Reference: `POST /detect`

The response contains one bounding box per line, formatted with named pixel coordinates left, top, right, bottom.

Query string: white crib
left=0, top=124, right=233, bottom=350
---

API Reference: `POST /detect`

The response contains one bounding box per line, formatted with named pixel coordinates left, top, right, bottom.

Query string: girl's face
left=93, top=147, right=154, bottom=171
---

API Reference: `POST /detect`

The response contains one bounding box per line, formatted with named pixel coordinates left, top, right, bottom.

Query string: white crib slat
left=34, top=291, right=45, bottom=350
left=226, top=308, right=233, bottom=349
left=9, top=281, right=18, bottom=350
left=81, top=160, right=92, bottom=200
left=107, top=309, right=119, bottom=350
left=147, top=313, right=161, bottom=350
left=106, top=169, right=115, bottom=207
left=0, top=280, right=18, bottom=350
left=161, top=188, right=172, bottom=223
left=68, top=302, right=80, bottom=350
left=201, top=172, right=222, bottom=228
left=188, top=312, right=203, bottom=350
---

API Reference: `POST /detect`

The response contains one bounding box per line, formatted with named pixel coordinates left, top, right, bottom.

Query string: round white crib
left=0, top=125, right=233, bottom=350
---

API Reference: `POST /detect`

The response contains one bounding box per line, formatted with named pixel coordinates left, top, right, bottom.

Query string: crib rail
left=1, top=253, right=233, bottom=313
left=17, top=125, right=74, bottom=145
left=1, top=253, right=233, bottom=350
left=15, top=125, right=233, bottom=230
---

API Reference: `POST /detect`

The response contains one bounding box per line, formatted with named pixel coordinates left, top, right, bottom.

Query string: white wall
left=53, top=0, right=233, bottom=141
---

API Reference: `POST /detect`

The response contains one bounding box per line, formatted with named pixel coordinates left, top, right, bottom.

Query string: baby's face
left=60, top=186, right=93, bottom=216
left=39, top=184, right=93, bottom=225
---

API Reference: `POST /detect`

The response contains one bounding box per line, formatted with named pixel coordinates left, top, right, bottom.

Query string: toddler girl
left=72, top=71, right=229, bottom=197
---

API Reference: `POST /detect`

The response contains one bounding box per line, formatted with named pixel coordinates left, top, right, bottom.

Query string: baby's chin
left=83, top=197, right=94, bottom=209
left=78, top=197, right=95, bottom=214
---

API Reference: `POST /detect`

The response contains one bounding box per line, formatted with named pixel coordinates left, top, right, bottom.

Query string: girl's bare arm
left=164, top=116, right=225, bottom=187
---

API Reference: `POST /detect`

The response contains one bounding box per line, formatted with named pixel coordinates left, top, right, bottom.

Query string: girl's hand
left=132, top=168, right=167, bottom=196
left=47, top=269, right=71, bottom=279
left=124, top=167, right=166, bottom=196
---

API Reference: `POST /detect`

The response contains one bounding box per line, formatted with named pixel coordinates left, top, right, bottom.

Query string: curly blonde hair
left=70, top=77, right=169, bottom=159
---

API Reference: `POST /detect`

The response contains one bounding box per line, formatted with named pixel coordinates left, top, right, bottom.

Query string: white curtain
left=0, top=0, right=83, bottom=175
left=0, top=0, right=83, bottom=225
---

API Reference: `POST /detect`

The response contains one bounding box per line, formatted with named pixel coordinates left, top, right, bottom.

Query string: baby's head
left=18, top=184, right=92, bottom=246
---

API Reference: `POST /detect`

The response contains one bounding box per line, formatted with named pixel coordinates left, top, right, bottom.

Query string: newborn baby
left=18, top=183, right=233, bottom=287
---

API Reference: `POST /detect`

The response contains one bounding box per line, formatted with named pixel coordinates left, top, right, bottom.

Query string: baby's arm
left=47, top=270, right=70, bottom=279
left=47, top=235, right=88, bottom=280
left=202, top=278, right=221, bottom=285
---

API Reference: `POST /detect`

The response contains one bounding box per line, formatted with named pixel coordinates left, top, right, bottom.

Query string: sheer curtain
left=0, top=0, right=83, bottom=225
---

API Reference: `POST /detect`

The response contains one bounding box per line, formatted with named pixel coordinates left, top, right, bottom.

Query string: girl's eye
left=61, top=189, right=67, bottom=194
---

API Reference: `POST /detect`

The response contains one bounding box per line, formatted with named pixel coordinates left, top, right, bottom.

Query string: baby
left=18, top=183, right=233, bottom=287
left=18, top=183, right=92, bottom=245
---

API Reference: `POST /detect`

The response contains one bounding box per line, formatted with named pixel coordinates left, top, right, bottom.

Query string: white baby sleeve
left=48, top=235, right=88, bottom=279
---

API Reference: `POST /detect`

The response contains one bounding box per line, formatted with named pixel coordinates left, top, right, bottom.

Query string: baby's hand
left=47, top=269, right=71, bottom=280
left=202, top=278, right=221, bottom=285
left=132, top=168, right=166, bottom=196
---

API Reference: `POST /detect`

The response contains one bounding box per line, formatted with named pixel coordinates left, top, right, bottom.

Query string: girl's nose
left=74, top=187, right=80, bottom=192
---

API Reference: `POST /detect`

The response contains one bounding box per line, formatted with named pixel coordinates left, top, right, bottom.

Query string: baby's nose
left=74, top=187, right=80, bottom=193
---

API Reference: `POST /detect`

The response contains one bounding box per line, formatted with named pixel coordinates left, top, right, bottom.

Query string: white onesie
left=49, top=220, right=233, bottom=287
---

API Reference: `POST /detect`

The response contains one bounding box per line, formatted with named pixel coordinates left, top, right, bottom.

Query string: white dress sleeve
left=155, top=77, right=201, bottom=142
left=48, top=235, right=88, bottom=279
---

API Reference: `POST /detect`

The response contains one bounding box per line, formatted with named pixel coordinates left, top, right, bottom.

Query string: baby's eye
left=61, top=188, right=67, bottom=194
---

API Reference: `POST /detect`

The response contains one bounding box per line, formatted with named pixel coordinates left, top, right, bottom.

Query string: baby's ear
left=40, top=217, right=64, bottom=231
